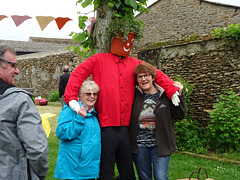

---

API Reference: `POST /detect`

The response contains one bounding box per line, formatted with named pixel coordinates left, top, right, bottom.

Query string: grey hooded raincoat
left=0, top=79, right=49, bottom=180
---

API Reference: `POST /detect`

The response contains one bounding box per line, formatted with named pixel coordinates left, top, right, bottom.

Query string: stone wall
left=29, top=37, right=77, bottom=45
left=15, top=50, right=83, bottom=97
left=136, top=0, right=240, bottom=47
left=138, top=39, right=240, bottom=123
left=14, top=38, right=240, bottom=123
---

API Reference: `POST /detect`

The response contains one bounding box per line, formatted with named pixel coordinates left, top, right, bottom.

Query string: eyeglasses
left=137, top=73, right=151, bottom=80
left=84, top=92, right=98, bottom=97
left=0, top=58, right=18, bottom=69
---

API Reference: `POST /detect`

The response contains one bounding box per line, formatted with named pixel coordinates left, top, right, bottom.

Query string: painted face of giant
left=110, top=32, right=135, bottom=57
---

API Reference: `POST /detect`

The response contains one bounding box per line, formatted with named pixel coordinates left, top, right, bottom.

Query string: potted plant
left=108, top=17, right=144, bottom=42
left=108, top=17, right=144, bottom=57
left=69, top=0, right=148, bottom=57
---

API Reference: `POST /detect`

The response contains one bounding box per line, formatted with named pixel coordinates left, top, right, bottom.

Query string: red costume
left=64, top=53, right=178, bottom=127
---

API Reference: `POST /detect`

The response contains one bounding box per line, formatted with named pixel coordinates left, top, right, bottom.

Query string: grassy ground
left=37, top=102, right=240, bottom=180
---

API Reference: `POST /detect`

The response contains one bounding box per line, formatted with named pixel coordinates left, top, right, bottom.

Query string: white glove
left=171, top=91, right=180, bottom=106
left=69, top=100, right=80, bottom=114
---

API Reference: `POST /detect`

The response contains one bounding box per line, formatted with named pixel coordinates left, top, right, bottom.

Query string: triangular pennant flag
left=36, top=16, right=55, bottom=31
left=0, top=15, right=8, bottom=21
left=55, top=17, right=72, bottom=30
left=11, top=15, right=32, bottom=27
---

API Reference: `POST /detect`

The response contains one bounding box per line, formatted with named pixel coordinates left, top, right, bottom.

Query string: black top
left=58, top=73, right=70, bottom=97
left=129, top=88, right=186, bottom=157
left=0, top=78, right=14, bottom=95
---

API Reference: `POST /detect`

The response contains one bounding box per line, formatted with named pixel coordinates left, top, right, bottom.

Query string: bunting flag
left=55, top=17, right=72, bottom=30
left=36, top=16, right=55, bottom=31
left=41, top=113, right=56, bottom=138
left=0, top=15, right=74, bottom=31
left=0, top=15, right=8, bottom=21
left=11, top=15, right=32, bottom=27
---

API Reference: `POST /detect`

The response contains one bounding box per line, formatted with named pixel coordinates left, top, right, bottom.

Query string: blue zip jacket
left=54, top=102, right=101, bottom=179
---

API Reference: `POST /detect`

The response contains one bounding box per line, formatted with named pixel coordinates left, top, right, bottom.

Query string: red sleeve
left=64, top=55, right=96, bottom=104
left=154, top=68, right=179, bottom=99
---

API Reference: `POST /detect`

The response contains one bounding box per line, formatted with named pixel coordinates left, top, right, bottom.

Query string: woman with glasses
left=54, top=80, right=101, bottom=180
left=129, top=63, right=186, bottom=180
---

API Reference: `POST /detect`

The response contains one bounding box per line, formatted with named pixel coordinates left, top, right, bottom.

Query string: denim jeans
left=133, top=146, right=170, bottom=180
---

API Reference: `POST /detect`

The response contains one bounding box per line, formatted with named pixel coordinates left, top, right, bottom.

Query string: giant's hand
left=69, top=100, right=87, bottom=117
left=171, top=81, right=184, bottom=106
left=171, top=91, right=180, bottom=106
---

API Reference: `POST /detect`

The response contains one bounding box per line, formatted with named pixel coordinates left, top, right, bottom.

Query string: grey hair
left=79, top=80, right=99, bottom=95
left=62, top=65, right=69, bottom=72
left=0, top=44, right=16, bottom=68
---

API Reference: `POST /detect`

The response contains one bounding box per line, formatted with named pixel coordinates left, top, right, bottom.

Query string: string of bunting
left=0, top=15, right=72, bottom=31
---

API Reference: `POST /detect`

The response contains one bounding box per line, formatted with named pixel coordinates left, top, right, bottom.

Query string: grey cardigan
left=0, top=86, right=49, bottom=180
left=129, top=84, right=186, bottom=157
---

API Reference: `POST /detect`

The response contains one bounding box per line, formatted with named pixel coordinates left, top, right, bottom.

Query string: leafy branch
left=68, top=0, right=149, bottom=57
left=211, top=23, right=240, bottom=40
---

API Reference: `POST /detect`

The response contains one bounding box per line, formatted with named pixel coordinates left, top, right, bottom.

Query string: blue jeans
left=133, top=146, right=170, bottom=180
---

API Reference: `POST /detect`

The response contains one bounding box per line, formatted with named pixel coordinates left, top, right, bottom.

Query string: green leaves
left=173, top=77, right=240, bottom=154
left=124, top=0, right=137, bottom=10
left=173, top=76, right=206, bottom=153
left=81, top=0, right=93, bottom=8
left=211, top=23, right=240, bottom=40
left=74, top=31, right=88, bottom=41
left=175, top=118, right=205, bottom=154
left=208, top=89, right=240, bottom=152
left=108, top=17, right=144, bottom=42
left=70, top=0, right=149, bottom=57
left=78, top=16, right=88, bottom=29
left=48, top=90, right=59, bottom=102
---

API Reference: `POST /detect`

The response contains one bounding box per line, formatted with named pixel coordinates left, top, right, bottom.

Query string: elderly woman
left=129, top=63, right=186, bottom=180
left=54, top=80, right=100, bottom=180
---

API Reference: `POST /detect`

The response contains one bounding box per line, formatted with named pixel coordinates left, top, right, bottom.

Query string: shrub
left=48, top=90, right=59, bottom=102
left=211, top=23, right=240, bottom=40
left=175, top=119, right=205, bottom=153
left=207, top=89, right=240, bottom=152
left=173, top=76, right=206, bottom=153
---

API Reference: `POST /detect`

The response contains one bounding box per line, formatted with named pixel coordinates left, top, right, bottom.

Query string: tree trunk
left=93, top=2, right=113, bottom=54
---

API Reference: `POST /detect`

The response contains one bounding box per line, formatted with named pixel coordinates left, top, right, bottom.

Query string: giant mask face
left=110, top=32, right=135, bottom=57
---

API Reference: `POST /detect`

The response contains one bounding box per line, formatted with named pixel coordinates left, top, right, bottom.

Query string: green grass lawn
left=37, top=103, right=240, bottom=180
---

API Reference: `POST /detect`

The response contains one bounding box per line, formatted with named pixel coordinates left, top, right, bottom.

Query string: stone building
left=138, top=38, right=240, bottom=123
left=136, top=0, right=240, bottom=47
left=0, top=38, right=81, bottom=97
left=136, top=0, right=240, bottom=123
left=1, top=0, right=239, bottom=123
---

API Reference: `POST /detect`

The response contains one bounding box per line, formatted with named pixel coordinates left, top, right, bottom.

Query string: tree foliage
left=68, top=0, right=149, bottom=57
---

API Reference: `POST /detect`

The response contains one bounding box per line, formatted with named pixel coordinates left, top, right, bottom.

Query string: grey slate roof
left=0, top=39, right=74, bottom=55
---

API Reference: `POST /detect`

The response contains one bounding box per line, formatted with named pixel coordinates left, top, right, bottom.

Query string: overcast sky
left=0, top=0, right=94, bottom=41
left=0, top=0, right=239, bottom=42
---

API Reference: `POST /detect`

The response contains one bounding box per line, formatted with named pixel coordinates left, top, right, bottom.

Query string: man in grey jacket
left=0, top=44, right=49, bottom=180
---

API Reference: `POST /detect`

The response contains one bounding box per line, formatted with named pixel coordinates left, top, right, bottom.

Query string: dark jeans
left=98, top=126, right=135, bottom=180
left=133, top=146, right=170, bottom=180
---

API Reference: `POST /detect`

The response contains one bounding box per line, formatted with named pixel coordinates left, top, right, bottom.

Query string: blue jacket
left=54, top=102, right=101, bottom=179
